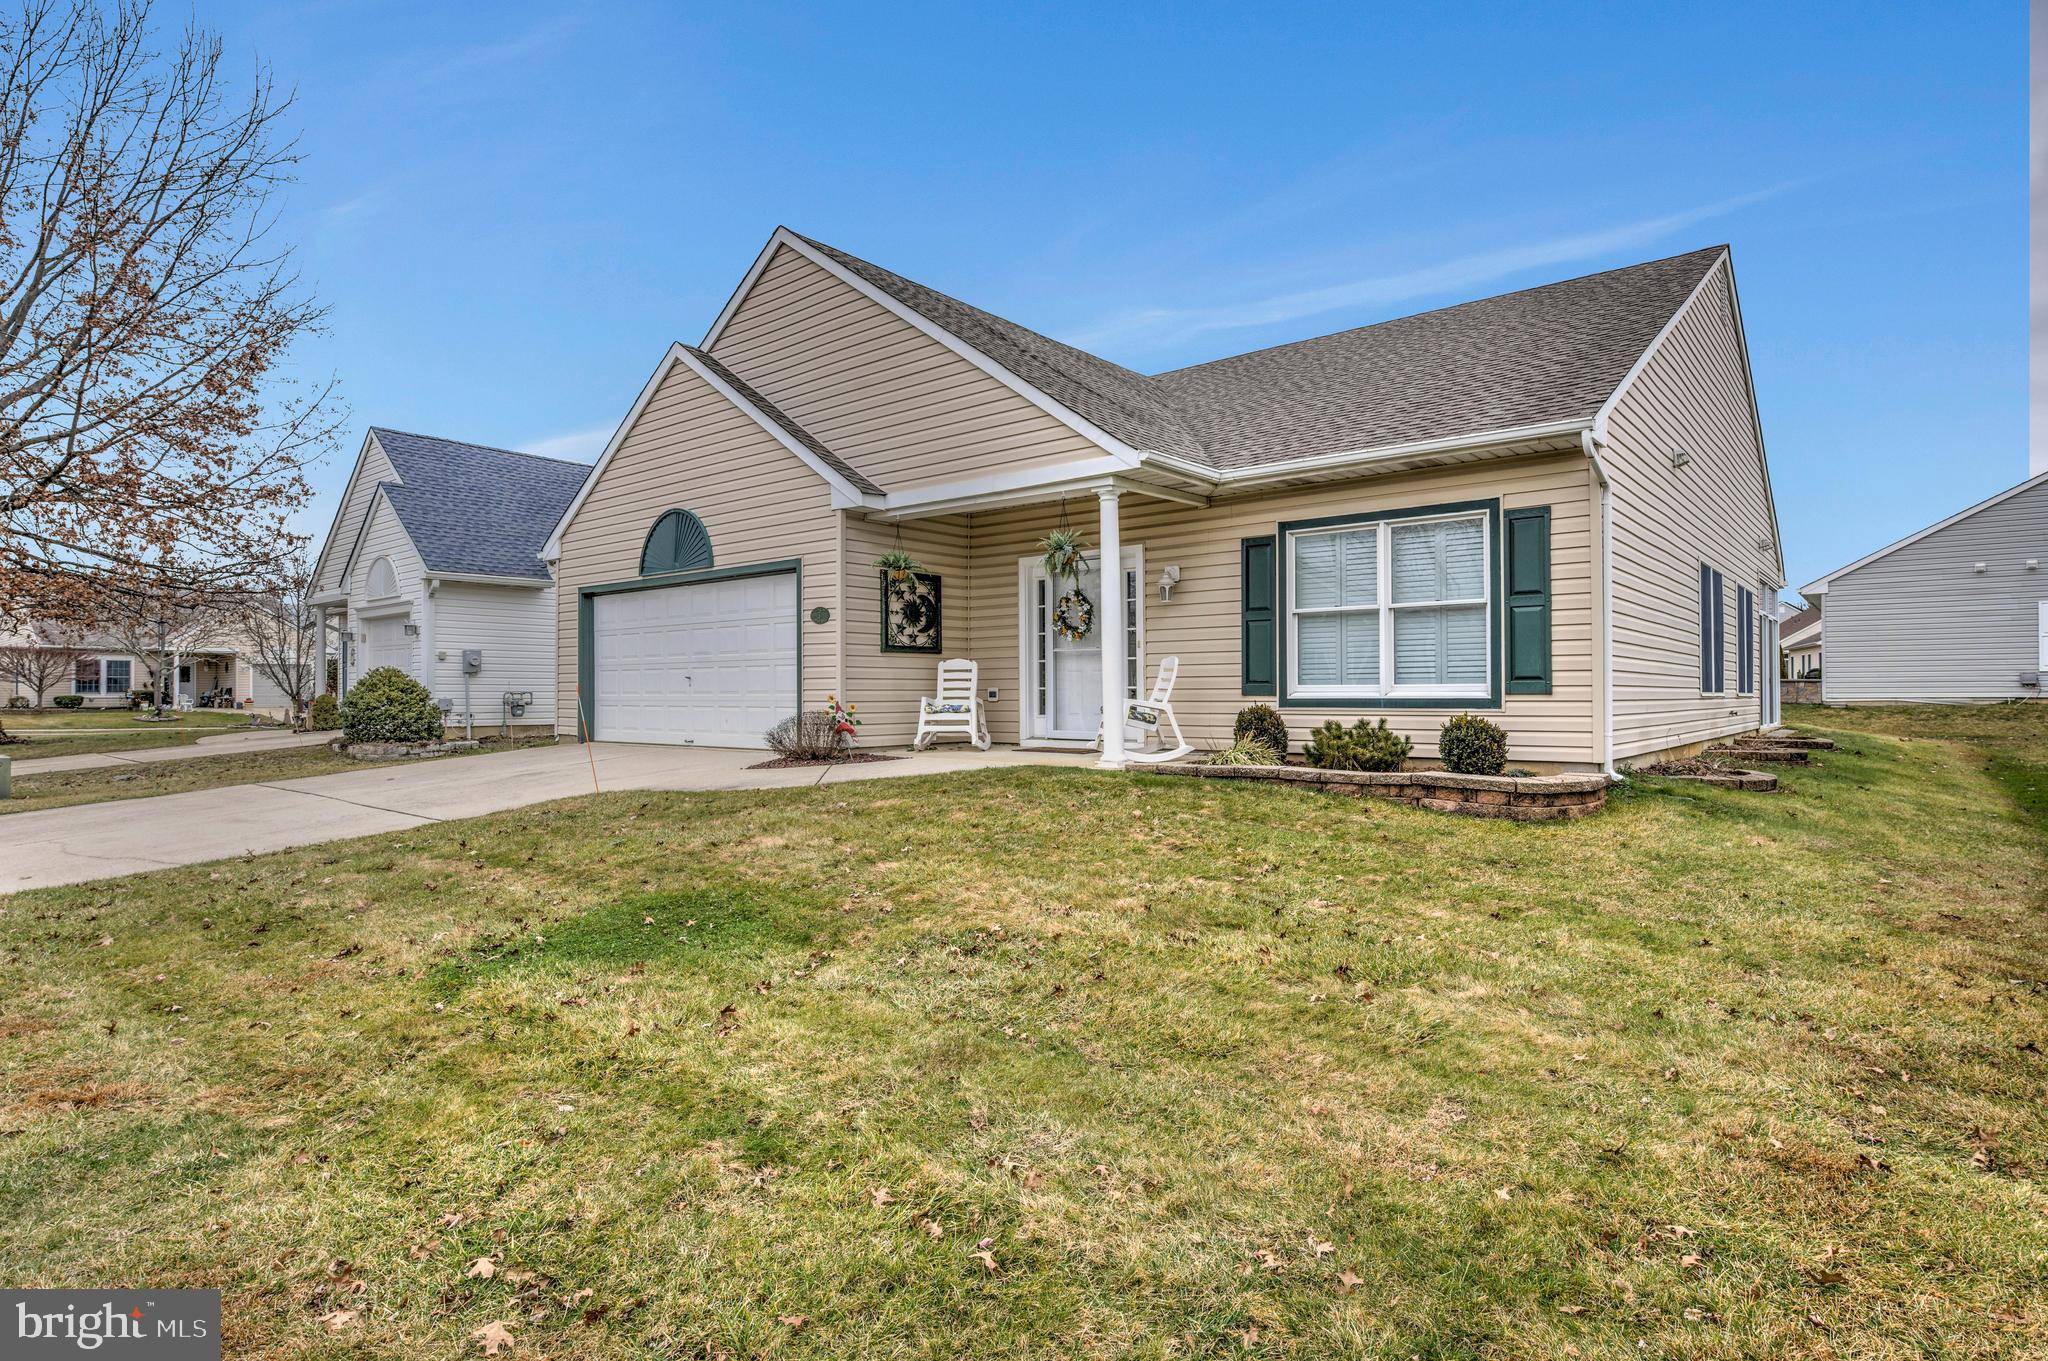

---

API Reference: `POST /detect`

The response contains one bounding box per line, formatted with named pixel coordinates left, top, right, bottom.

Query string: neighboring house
left=1799, top=471, right=2047, bottom=704
left=309, top=429, right=592, bottom=733
left=1779, top=603, right=1822, bottom=678
left=543, top=228, right=1785, bottom=770
left=1, top=620, right=289, bottom=713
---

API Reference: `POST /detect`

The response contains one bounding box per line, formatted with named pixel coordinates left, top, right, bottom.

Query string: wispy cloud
left=391, top=14, right=586, bottom=87
left=1064, top=187, right=1791, bottom=354
left=522, top=424, right=611, bottom=463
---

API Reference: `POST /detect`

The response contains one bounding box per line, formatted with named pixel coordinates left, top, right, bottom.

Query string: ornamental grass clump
left=1232, top=704, right=1289, bottom=757
left=339, top=667, right=444, bottom=745
left=1304, top=717, right=1411, bottom=772
left=1437, top=713, right=1509, bottom=775
left=765, top=710, right=851, bottom=761
left=1204, top=736, right=1281, bottom=767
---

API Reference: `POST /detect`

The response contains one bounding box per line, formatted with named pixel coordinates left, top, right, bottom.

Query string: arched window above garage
left=366, top=555, right=398, bottom=598
left=640, top=509, right=713, bottom=576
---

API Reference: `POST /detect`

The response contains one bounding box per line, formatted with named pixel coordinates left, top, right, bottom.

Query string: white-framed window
left=366, top=555, right=398, bottom=599
left=72, top=655, right=132, bottom=696
left=1286, top=508, right=1489, bottom=700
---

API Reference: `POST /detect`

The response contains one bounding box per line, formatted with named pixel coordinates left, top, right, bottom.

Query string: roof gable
left=1801, top=470, right=2048, bottom=595
left=359, top=429, right=591, bottom=581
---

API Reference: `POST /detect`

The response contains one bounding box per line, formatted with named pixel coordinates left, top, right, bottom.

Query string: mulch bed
left=748, top=752, right=906, bottom=770
left=1636, top=758, right=1738, bottom=777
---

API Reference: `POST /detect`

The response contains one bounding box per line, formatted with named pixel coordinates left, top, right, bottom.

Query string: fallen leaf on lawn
left=466, top=1256, right=498, bottom=1280
left=1803, top=1266, right=1850, bottom=1288
left=1679, top=1253, right=1704, bottom=1270
left=1493, top=1186, right=1512, bottom=1201
left=1307, top=1238, right=1334, bottom=1258
left=503, top=1269, right=536, bottom=1285
left=318, top=1309, right=358, bottom=1331
left=1336, top=1269, right=1363, bottom=1292
left=1556, top=1304, right=1587, bottom=1315
left=918, top=1216, right=943, bottom=1239
left=869, top=1186, right=895, bottom=1208
left=778, top=1314, right=807, bottom=1330
left=971, top=1248, right=999, bottom=1273
left=470, top=1320, right=515, bottom=1354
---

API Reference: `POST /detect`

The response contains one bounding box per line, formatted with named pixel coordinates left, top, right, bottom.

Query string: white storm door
left=591, top=572, right=797, bottom=747
left=1023, top=549, right=1142, bottom=741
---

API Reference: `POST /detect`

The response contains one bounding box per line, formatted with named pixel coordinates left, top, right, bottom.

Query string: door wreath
left=1052, top=587, right=1093, bottom=642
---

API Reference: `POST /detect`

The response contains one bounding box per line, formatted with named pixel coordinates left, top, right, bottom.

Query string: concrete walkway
left=0, top=741, right=1091, bottom=893
left=5, top=726, right=329, bottom=776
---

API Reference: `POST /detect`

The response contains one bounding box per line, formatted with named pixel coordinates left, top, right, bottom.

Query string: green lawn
left=2, top=707, right=265, bottom=760
left=0, top=706, right=2040, bottom=1358
left=1, top=737, right=555, bottom=815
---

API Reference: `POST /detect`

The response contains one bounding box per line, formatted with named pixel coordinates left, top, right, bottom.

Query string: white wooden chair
left=914, top=658, right=990, bottom=751
left=1104, top=655, right=1193, bottom=764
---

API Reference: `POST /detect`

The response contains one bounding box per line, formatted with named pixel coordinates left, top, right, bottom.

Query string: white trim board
left=312, top=430, right=388, bottom=593
left=1800, top=469, right=2048, bottom=595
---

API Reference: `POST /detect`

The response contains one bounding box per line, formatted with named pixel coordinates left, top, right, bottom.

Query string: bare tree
left=99, top=584, right=221, bottom=714
left=236, top=548, right=316, bottom=716
left=0, top=631, right=84, bottom=705
left=0, top=1, right=341, bottom=625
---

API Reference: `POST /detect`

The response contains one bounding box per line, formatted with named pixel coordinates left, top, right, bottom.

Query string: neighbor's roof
left=370, top=428, right=592, bottom=580
left=790, top=233, right=1728, bottom=473
left=1779, top=604, right=1822, bottom=646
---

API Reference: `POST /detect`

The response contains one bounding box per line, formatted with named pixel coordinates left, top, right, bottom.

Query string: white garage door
left=591, top=572, right=797, bottom=747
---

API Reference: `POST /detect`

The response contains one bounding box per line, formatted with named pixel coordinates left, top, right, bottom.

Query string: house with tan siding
left=543, top=228, right=1785, bottom=771
left=310, top=429, right=590, bottom=735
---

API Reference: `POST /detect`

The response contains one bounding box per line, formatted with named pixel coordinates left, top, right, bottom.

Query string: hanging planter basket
left=1038, top=527, right=1087, bottom=584
left=874, top=548, right=924, bottom=585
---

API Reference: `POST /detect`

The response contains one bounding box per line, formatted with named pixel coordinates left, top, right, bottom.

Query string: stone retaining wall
left=1148, top=763, right=1611, bottom=820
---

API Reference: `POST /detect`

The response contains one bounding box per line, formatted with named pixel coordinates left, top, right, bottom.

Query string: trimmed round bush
left=306, top=693, right=341, bottom=731
left=1437, top=713, right=1508, bottom=775
left=339, top=667, right=443, bottom=744
left=1304, top=717, right=1411, bottom=772
left=1232, top=704, right=1289, bottom=756
left=51, top=694, right=84, bottom=709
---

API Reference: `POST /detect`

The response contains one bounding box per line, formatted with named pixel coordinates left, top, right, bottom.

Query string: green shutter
left=1503, top=507, right=1551, bottom=694
left=1241, top=535, right=1277, bottom=695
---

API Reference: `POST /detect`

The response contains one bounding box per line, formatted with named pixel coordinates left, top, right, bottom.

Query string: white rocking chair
left=914, top=658, right=991, bottom=751
left=1104, top=655, right=1194, bottom=764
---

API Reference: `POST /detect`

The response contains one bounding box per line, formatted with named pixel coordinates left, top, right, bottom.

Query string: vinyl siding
left=938, top=454, right=1598, bottom=766
left=1604, top=267, right=1779, bottom=760
left=315, top=437, right=399, bottom=596
left=1818, top=476, right=2048, bottom=702
left=429, top=582, right=560, bottom=730
left=708, top=245, right=1111, bottom=491
left=842, top=514, right=974, bottom=747
left=343, top=492, right=425, bottom=684
left=551, top=358, right=841, bottom=736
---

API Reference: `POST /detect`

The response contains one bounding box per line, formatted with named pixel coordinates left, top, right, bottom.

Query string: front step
left=1708, top=743, right=1809, bottom=765
left=1734, top=732, right=1836, bottom=751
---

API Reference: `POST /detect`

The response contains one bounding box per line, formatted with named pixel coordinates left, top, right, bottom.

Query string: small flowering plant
left=826, top=694, right=861, bottom=737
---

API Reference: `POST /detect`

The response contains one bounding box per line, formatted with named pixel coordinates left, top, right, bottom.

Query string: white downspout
left=1581, top=430, right=1619, bottom=779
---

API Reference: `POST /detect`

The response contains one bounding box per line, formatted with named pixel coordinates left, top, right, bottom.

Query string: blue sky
left=222, top=0, right=2024, bottom=596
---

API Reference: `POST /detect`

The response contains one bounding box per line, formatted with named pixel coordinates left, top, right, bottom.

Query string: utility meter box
left=461, top=649, right=483, bottom=676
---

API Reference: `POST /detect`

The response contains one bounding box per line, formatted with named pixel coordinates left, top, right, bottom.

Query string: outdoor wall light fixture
left=403, top=623, right=420, bottom=636
left=1158, top=564, right=1181, bottom=601
left=1668, top=448, right=1693, bottom=469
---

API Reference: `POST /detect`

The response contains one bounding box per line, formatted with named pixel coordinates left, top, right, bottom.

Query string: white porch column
left=1096, top=486, right=1125, bottom=770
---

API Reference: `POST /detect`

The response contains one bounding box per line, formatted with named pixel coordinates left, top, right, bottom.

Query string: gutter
left=1581, top=430, right=1619, bottom=779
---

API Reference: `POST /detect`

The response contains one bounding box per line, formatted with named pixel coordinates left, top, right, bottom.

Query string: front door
left=1024, top=549, right=1141, bottom=741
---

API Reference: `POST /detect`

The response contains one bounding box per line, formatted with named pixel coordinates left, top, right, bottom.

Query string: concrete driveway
left=6, top=727, right=330, bottom=776
left=0, top=741, right=1090, bottom=893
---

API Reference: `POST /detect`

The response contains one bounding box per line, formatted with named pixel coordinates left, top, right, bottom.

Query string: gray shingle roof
left=683, top=346, right=883, bottom=495
left=370, top=428, right=592, bottom=580
left=792, top=233, right=1727, bottom=474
